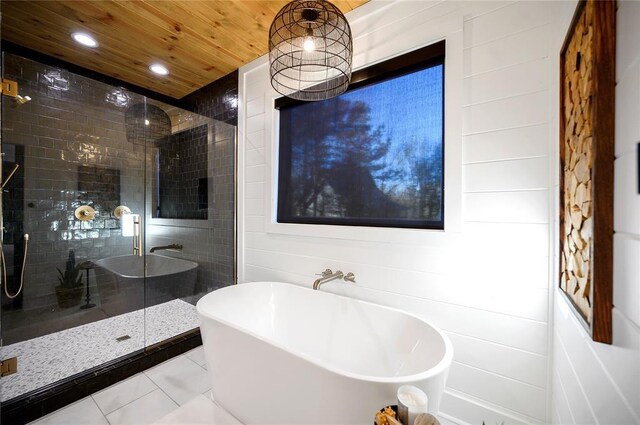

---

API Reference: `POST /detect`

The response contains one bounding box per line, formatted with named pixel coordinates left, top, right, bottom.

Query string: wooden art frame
left=559, top=0, right=615, bottom=344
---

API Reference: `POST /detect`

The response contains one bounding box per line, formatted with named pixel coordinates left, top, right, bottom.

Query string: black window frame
left=275, top=40, right=446, bottom=230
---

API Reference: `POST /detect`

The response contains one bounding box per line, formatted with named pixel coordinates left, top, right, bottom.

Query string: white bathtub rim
left=197, top=281, right=453, bottom=384
left=94, top=254, right=199, bottom=279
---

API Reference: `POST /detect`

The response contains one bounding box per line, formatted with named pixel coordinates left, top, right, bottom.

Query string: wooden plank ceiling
left=2, top=0, right=367, bottom=99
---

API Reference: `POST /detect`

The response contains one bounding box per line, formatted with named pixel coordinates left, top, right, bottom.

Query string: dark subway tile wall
left=155, top=124, right=209, bottom=220
left=1, top=53, right=148, bottom=343
left=145, top=117, right=236, bottom=296
left=182, top=70, right=239, bottom=126
left=168, top=70, right=238, bottom=291
left=1, top=54, right=238, bottom=345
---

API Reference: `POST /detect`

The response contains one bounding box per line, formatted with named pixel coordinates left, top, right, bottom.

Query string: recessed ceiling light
left=71, top=32, right=98, bottom=48
left=149, top=63, right=169, bottom=76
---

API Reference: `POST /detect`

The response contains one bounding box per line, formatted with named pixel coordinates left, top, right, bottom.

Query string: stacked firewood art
left=559, top=0, right=615, bottom=344
left=561, top=1, right=594, bottom=324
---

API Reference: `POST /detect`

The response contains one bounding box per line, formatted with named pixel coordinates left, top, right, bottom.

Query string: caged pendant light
left=269, top=0, right=353, bottom=101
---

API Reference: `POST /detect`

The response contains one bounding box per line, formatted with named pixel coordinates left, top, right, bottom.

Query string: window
left=276, top=41, right=445, bottom=229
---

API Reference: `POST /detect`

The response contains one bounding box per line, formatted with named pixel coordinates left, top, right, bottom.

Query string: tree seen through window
left=278, top=59, right=444, bottom=229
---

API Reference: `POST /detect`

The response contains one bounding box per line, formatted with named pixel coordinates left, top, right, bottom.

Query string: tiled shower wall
left=145, top=70, right=238, bottom=293
left=1, top=53, right=147, bottom=342
left=1, top=51, right=239, bottom=346
left=183, top=70, right=238, bottom=126
left=145, top=116, right=236, bottom=297
left=155, top=124, right=209, bottom=220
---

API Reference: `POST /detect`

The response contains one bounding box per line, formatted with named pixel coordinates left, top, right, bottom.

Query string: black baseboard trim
left=1, top=329, right=202, bottom=425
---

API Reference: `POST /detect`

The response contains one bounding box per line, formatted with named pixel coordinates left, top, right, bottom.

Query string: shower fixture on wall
left=0, top=162, right=29, bottom=299
left=0, top=77, right=31, bottom=299
left=0, top=78, right=31, bottom=108
left=114, top=205, right=131, bottom=219
left=1, top=234, right=29, bottom=299
left=0, top=163, right=29, bottom=299
left=11, top=94, right=31, bottom=108
left=0, top=78, right=20, bottom=98
left=74, top=205, right=96, bottom=221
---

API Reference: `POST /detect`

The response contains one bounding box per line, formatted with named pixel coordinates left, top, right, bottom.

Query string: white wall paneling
left=550, top=1, right=640, bottom=424
left=237, top=1, right=574, bottom=423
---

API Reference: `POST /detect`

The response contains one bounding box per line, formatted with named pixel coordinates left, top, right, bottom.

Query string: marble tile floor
left=1, top=299, right=199, bottom=402
left=28, top=347, right=243, bottom=425
left=29, top=346, right=459, bottom=425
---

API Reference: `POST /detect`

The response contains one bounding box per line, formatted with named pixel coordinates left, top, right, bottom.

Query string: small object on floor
left=386, top=414, right=403, bottom=425
left=376, top=411, right=403, bottom=425
left=375, top=406, right=398, bottom=425
left=413, top=413, right=440, bottom=425
left=383, top=406, right=396, bottom=417
left=375, top=410, right=389, bottom=425
left=397, top=385, right=428, bottom=425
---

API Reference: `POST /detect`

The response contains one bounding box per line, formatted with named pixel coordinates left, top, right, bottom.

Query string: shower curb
left=0, top=329, right=202, bottom=425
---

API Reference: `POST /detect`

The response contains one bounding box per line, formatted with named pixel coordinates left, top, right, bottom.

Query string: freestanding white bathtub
left=197, top=281, right=452, bottom=425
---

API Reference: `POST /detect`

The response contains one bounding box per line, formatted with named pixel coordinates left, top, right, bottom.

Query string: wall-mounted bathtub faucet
left=150, top=244, right=183, bottom=253
left=313, top=269, right=344, bottom=290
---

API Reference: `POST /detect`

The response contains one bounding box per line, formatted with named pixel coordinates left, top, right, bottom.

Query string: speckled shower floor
left=0, top=299, right=199, bottom=402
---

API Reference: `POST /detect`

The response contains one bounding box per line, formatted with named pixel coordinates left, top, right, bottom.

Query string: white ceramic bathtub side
left=197, top=281, right=453, bottom=425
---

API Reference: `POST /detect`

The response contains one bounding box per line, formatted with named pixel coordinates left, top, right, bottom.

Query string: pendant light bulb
left=303, top=37, right=316, bottom=52
left=303, top=25, right=315, bottom=52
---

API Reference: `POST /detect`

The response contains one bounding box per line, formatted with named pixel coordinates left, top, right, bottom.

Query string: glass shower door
left=0, top=50, right=221, bottom=411
left=0, top=52, right=149, bottom=403
left=142, top=104, right=215, bottom=345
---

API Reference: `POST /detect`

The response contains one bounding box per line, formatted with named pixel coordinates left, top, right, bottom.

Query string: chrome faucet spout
left=313, top=270, right=344, bottom=290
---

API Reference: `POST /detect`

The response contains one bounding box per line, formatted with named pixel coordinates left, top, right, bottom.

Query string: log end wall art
left=559, top=0, right=615, bottom=344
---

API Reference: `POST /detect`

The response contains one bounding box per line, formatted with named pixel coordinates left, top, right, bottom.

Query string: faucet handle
left=316, top=268, right=333, bottom=277
left=344, top=272, right=356, bottom=283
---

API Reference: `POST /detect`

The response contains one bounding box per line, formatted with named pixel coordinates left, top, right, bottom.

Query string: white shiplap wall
left=550, top=1, right=640, bottom=424
left=238, top=1, right=570, bottom=423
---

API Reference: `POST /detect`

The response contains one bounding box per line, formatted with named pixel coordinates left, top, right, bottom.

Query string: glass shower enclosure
left=0, top=52, right=232, bottom=404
